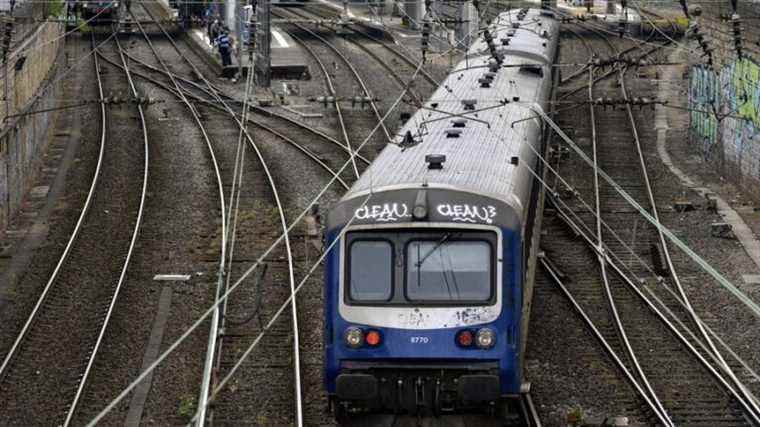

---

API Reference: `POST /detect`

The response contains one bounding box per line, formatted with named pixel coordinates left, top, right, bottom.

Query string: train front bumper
left=333, top=360, right=500, bottom=413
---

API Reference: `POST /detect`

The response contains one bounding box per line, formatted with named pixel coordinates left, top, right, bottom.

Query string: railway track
left=124, top=3, right=371, bottom=424
left=127, top=5, right=305, bottom=425
left=273, top=8, right=396, bottom=161
left=538, top=18, right=759, bottom=425
left=297, top=4, right=442, bottom=88
left=0, top=33, right=148, bottom=425
left=285, top=6, right=433, bottom=106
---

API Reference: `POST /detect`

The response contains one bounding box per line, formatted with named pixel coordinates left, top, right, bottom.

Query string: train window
left=348, top=240, right=393, bottom=302
left=405, top=240, right=492, bottom=302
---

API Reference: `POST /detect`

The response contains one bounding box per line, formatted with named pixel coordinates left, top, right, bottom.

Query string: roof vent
left=462, top=99, right=477, bottom=110
left=513, top=96, right=520, bottom=102
left=507, top=29, right=516, bottom=37
left=431, top=102, right=439, bottom=109
left=512, top=22, right=520, bottom=29
left=445, top=129, right=463, bottom=138
left=478, top=77, right=492, bottom=88
left=451, top=118, right=467, bottom=128
left=501, top=37, right=510, bottom=45
left=425, top=154, right=446, bottom=169
left=541, top=30, right=549, bottom=39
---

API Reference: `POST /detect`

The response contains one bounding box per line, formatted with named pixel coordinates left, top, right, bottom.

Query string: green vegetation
left=47, top=0, right=65, bottom=18
left=177, top=395, right=197, bottom=421
left=566, top=406, right=584, bottom=426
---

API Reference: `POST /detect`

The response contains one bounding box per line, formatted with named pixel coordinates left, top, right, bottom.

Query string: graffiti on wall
left=689, top=65, right=720, bottom=157
left=689, top=58, right=760, bottom=181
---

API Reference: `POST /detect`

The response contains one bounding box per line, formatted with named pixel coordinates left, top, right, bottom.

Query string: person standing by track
left=208, top=17, right=221, bottom=45
left=214, top=28, right=234, bottom=71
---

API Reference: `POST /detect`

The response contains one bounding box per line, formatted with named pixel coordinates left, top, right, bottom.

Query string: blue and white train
left=323, top=8, right=560, bottom=418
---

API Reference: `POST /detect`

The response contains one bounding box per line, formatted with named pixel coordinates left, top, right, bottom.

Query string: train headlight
left=344, top=327, right=364, bottom=348
left=476, top=328, right=495, bottom=349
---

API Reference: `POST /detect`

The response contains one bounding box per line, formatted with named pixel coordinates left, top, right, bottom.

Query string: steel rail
left=539, top=254, right=676, bottom=426
left=275, top=9, right=394, bottom=147
left=272, top=14, right=360, bottom=178
left=127, top=9, right=230, bottom=427
left=558, top=18, right=668, bottom=100
left=559, top=29, right=593, bottom=85
left=135, top=6, right=304, bottom=425
left=587, top=62, right=674, bottom=426
left=210, top=64, right=256, bottom=427
left=550, top=23, right=760, bottom=422
left=545, top=191, right=760, bottom=425
left=619, top=69, right=760, bottom=420
left=349, top=28, right=441, bottom=88
left=299, top=4, right=441, bottom=88
left=574, top=21, right=760, bottom=420
left=326, top=24, right=427, bottom=103
left=113, top=49, right=371, bottom=166
left=63, top=33, right=151, bottom=427
left=0, top=33, right=109, bottom=383
left=95, top=52, right=350, bottom=190
left=522, top=392, right=542, bottom=427
left=588, top=18, right=760, bottom=418
left=86, top=60, right=423, bottom=427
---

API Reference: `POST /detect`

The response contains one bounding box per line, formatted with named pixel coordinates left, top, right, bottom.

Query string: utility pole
left=254, top=0, right=270, bottom=87
left=225, top=0, right=236, bottom=35
left=2, top=2, right=14, bottom=122
left=455, top=1, right=477, bottom=49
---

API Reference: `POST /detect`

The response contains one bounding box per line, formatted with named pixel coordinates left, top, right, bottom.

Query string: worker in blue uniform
left=214, top=29, right=233, bottom=68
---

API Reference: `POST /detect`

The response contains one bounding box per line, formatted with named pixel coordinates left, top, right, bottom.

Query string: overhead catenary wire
left=530, top=104, right=760, bottom=318
left=86, top=58, right=422, bottom=427
left=63, top=33, right=151, bottom=427
left=0, top=21, right=123, bottom=384
left=83, top=6, right=760, bottom=424
left=2, top=1, right=119, bottom=64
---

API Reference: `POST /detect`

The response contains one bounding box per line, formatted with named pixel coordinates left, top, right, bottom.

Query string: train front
left=324, top=188, right=524, bottom=415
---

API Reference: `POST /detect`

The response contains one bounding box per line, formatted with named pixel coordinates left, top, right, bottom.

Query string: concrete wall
left=0, top=22, right=63, bottom=231
left=687, top=4, right=760, bottom=198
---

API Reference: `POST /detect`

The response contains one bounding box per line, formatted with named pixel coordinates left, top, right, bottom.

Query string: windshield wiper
left=415, top=233, right=453, bottom=267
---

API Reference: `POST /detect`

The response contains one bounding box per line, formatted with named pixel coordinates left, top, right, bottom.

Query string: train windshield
left=348, top=240, right=393, bottom=301
left=345, top=230, right=496, bottom=305
left=406, top=240, right=492, bottom=302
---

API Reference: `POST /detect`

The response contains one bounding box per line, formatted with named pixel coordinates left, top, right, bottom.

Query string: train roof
left=338, top=9, right=559, bottom=217
left=468, top=8, right=559, bottom=65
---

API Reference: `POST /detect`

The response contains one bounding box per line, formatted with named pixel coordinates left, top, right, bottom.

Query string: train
left=81, top=0, right=120, bottom=22
left=322, top=7, right=560, bottom=420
